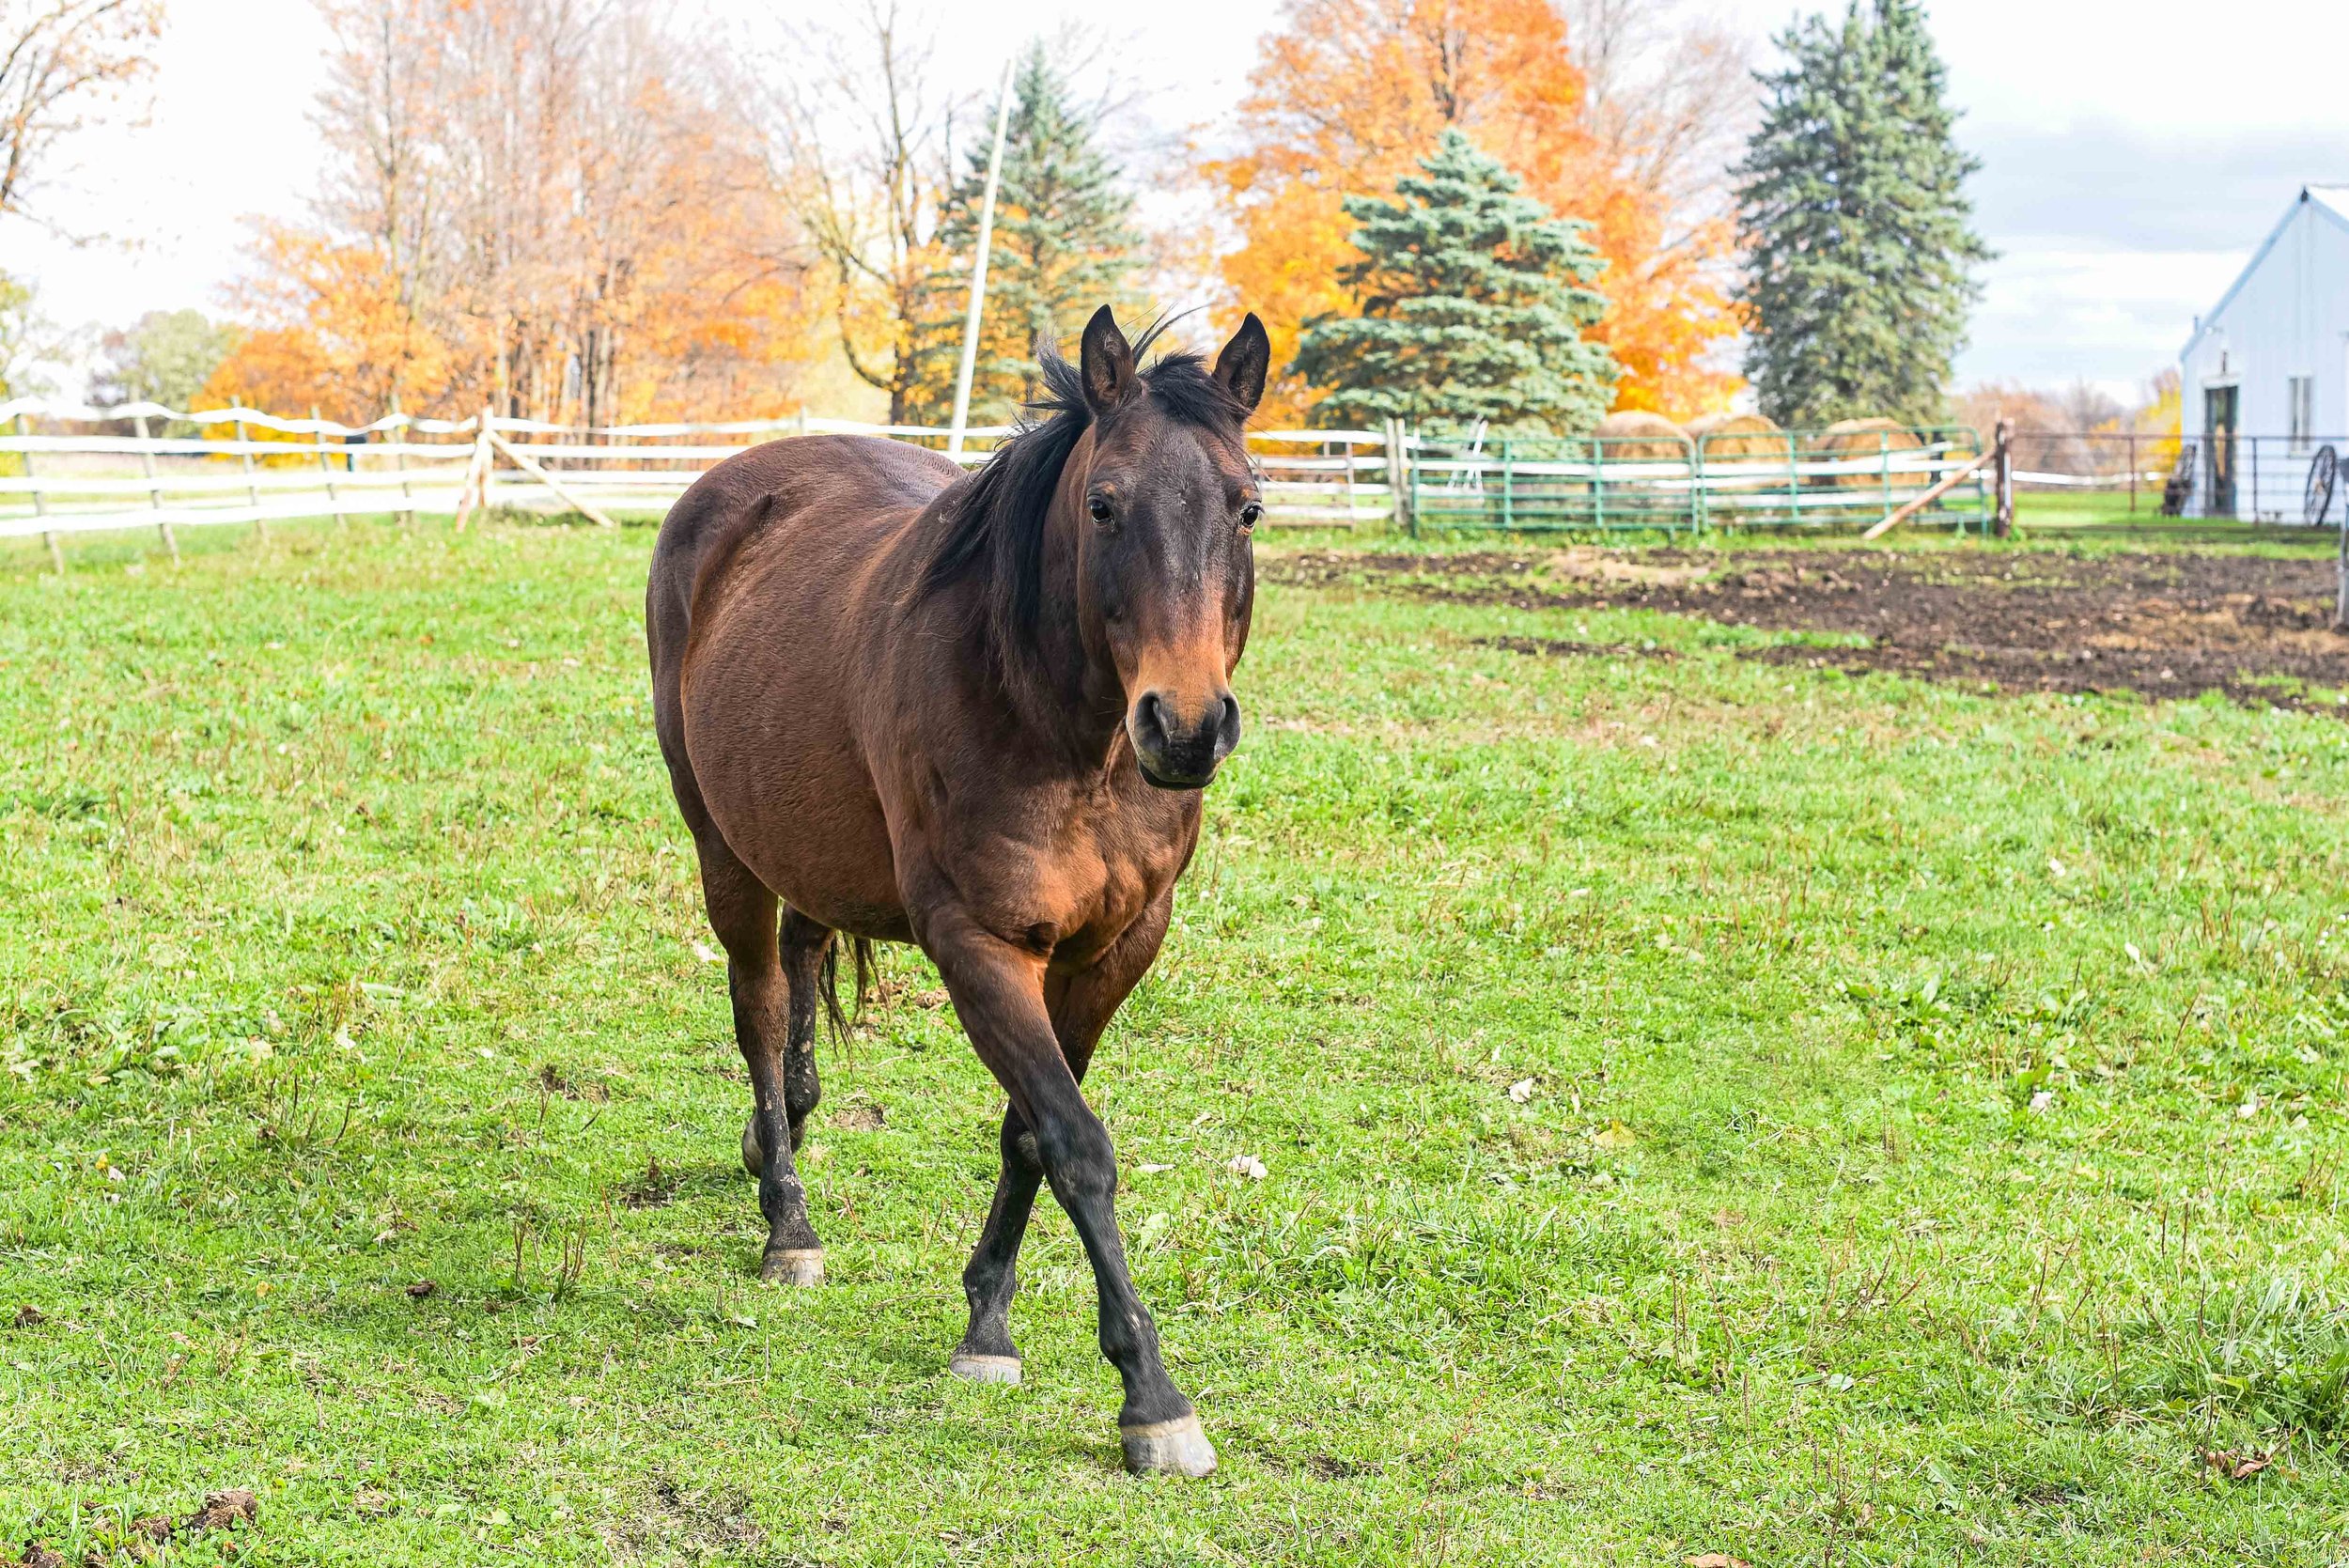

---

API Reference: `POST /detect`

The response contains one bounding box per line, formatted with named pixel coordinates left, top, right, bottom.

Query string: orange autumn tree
left=1206, top=0, right=1740, bottom=424
left=204, top=0, right=819, bottom=428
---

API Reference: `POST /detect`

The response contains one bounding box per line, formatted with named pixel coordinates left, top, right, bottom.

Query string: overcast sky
left=9, top=0, right=2345, bottom=403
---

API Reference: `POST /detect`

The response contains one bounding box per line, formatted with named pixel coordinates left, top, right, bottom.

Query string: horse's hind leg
left=697, top=839, right=826, bottom=1285
left=740, top=908, right=829, bottom=1170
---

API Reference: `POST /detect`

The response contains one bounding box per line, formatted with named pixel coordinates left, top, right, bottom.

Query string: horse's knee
left=1034, top=1116, right=1116, bottom=1203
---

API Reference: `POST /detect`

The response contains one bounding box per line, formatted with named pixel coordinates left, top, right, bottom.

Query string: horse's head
left=1070, top=306, right=1269, bottom=790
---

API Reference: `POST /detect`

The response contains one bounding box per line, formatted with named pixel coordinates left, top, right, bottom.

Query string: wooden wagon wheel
left=2307, top=443, right=2339, bottom=526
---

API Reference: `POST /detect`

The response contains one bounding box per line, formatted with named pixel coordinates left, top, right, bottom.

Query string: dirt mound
left=1262, top=547, right=2349, bottom=713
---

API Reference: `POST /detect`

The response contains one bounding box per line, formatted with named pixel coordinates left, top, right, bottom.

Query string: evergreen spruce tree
left=1734, top=0, right=1992, bottom=427
left=911, top=43, right=1141, bottom=423
left=1293, top=130, right=1617, bottom=436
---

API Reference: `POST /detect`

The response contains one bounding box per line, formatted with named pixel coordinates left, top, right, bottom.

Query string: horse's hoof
left=741, top=1114, right=763, bottom=1176
left=1120, top=1414, right=1217, bottom=1478
left=759, top=1247, right=824, bottom=1287
left=947, top=1352, right=1022, bottom=1385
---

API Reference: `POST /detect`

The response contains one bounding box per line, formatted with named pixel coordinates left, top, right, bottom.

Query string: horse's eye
left=1088, top=495, right=1115, bottom=525
left=1238, top=502, right=1262, bottom=533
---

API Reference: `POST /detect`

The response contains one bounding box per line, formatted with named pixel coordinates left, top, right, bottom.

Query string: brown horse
left=646, top=307, right=1268, bottom=1477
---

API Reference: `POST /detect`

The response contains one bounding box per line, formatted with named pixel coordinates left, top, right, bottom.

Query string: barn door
left=2204, top=385, right=2239, bottom=515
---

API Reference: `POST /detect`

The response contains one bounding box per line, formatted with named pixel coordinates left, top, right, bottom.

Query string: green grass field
left=4, top=517, right=2346, bottom=1565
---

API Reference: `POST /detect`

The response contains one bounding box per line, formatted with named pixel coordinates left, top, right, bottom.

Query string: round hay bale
left=1592, top=410, right=1689, bottom=462
left=1810, top=417, right=1922, bottom=489
left=1687, top=411, right=1785, bottom=460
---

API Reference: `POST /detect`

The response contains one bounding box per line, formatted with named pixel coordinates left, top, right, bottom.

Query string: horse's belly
left=732, top=784, right=909, bottom=941
left=681, top=660, right=907, bottom=939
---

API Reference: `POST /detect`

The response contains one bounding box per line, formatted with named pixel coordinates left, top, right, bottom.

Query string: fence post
left=2249, top=436, right=2260, bottom=522
left=2127, top=432, right=2138, bottom=516
left=1382, top=417, right=1408, bottom=534
left=389, top=402, right=414, bottom=526
left=232, top=415, right=266, bottom=542
left=1691, top=432, right=1707, bottom=536
left=311, top=406, right=348, bottom=526
left=1339, top=437, right=1357, bottom=528
left=1994, top=418, right=2015, bottom=537
left=2336, top=497, right=2348, bottom=631
left=1785, top=430, right=1801, bottom=527
left=1407, top=425, right=1422, bottom=538
left=131, top=412, right=179, bottom=562
left=16, top=413, right=63, bottom=576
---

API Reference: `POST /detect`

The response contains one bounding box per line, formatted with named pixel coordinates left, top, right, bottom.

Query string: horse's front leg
left=924, top=902, right=1213, bottom=1478
left=951, top=893, right=1173, bottom=1390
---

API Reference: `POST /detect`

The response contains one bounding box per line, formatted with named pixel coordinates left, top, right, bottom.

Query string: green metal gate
left=1405, top=426, right=1992, bottom=536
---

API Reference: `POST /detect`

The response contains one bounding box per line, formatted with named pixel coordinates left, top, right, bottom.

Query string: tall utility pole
left=947, top=56, right=1016, bottom=460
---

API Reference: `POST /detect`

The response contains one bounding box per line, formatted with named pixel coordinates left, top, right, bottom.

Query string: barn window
left=2289, top=376, right=2314, bottom=447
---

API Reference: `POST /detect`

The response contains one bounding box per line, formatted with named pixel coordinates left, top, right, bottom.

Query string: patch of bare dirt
left=1267, top=548, right=2349, bottom=713
left=600, top=1476, right=766, bottom=1564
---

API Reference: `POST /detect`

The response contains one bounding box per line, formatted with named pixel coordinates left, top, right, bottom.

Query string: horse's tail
left=817, top=936, right=879, bottom=1047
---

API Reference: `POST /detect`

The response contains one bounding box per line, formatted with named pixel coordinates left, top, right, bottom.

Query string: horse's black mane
left=920, top=318, right=1249, bottom=660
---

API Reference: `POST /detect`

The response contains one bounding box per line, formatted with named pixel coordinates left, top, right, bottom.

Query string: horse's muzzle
left=1129, top=690, right=1241, bottom=789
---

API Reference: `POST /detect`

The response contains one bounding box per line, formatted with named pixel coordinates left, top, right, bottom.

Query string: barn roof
left=2183, top=185, right=2349, bottom=361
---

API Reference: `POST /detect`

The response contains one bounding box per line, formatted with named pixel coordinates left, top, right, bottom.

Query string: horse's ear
left=1212, top=313, right=1270, bottom=415
left=1079, top=305, right=1135, bottom=413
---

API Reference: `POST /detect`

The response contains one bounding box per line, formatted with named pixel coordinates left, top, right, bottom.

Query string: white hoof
left=948, top=1352, right=1022, bottom=1385
left=1121, top=1414, right=1217, bottom=1478
left=759, top=1247, right=824, bottom=1287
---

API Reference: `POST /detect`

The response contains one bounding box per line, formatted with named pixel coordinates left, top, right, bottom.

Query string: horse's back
left=648, top=435, right=958, bottom=671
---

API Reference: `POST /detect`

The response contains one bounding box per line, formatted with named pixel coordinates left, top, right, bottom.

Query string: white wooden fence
left=0, top=398, right=1392, bottom=564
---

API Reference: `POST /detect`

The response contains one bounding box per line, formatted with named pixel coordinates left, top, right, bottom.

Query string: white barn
left=2180, top=185, right=2349, bottom=520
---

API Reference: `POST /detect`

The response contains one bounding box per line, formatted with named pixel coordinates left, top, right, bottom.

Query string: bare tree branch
left=0, top=0, right=163, bottom=225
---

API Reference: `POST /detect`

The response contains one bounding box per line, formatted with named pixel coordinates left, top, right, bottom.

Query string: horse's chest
left=960, top=808, right=1189, bottom=965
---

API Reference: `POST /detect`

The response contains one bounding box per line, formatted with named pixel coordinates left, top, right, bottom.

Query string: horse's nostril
left=1134, top=691, right=1168, bottom=745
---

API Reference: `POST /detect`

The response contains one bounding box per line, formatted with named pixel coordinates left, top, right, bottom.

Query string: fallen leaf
left=1136, top=1162, right=1175, bottom=1174
left=2028, top=1090, right=2054, bottom=1113
left=11, top=1304, right=44, bottom=1328
left=691, top=940, right=721, bottom=964
left=1687, top=1555, right=1750, bottom=1568
left=2199, top=1448, right=2271, bottom=1480
left=2235, top=1095, right=2261, bottom=1120
left=1592, top=1121, right=1637, bottom=1151
left=405, top=1280, right=437, bottom=1299
left=1507, top=1078, right=1535, bottom=1104
left=1227, top=1154, right=1268, bottom=1180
